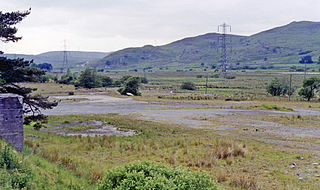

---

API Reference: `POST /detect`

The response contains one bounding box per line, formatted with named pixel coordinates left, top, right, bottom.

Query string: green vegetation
left=118, top=76, right=141, bottom=96
left=260, top=104, right=294, bottom=112
left=78, top=68, right=102, bottom=89
left=21, top=113, right=320, bottom=189
left=181, top=81, right=196, bottom=90
left=97, top=161, right=217, bottom=190
left=298, top=76, right=320, bottom=101
left=0, top=144, right=32, bottom=189
left=90, top=21, right=320, bottom=72
left=266, top=78, right=289, bottom=96
left=0, top=9, right=57, bottom=126
left=59, top=69, right=77, bottom=85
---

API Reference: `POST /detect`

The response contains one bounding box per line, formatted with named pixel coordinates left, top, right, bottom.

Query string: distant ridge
left=93, top=21, right=320, bottom=70
left=3, top=51, right=111, bottom=68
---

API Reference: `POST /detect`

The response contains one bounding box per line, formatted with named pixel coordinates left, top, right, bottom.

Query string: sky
left=1, top=0, right=320, bottom=54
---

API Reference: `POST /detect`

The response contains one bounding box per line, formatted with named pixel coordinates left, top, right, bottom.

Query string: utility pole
left=304, top=63, right=307, bottom=80
left=217, top=23, right=232, bottom=76
left=205, top=74, right=208, bottom=94
left=289, top=74, right=292, bottom=101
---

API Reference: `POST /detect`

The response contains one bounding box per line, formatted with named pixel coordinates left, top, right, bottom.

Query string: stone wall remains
left=0, top=94, right=24, bottom=151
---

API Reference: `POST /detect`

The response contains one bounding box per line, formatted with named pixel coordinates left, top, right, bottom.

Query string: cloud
left=1, top=0, right=320, bottom=54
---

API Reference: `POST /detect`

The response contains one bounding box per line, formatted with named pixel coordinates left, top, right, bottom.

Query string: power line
left=217, top=23, right=232, bottom=75
left=61, top=40, right=68, bottom=73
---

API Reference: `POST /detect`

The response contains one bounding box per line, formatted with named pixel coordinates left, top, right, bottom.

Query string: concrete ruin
left=0, top=94, right=24, bottom=151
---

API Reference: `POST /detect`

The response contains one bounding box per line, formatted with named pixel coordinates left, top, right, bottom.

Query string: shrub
left=97, top=161, right=217, bottom=190
left=181, top=81, right=196, bottom=90
left=100, top=75, right=113, bottom=87
left=113, top=80, right=121, bottom=87
left=140, top=77, right=148, bottom=84
left=0, top=144, right=32, bottom=189
left=266, top=78, right=289, bottom=96
left=118, top=76, right=141, bottom=96
left=59, top=68, right=77, bottom=85
left=0, top=145, right=19, bottom=170
left=224, top=75, right=236, bottom=79
left=78, top=68, right=101, bottom=89
left=298, top=76, right=320, bottom=101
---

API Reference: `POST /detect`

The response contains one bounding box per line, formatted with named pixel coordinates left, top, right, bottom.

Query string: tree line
left=267, top=76, right=320, bottom=101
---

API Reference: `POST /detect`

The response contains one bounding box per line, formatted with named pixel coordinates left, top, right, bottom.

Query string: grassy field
left=16, top=70, right=320, bottom=189
left=23, top=114, right=319, bottom=190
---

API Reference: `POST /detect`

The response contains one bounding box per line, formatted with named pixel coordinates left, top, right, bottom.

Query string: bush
left=224, top=75, right=236, bottom=79
left=0, top=144, right=32, bottom=189
left=113, top=80, right=121, bottom=87
left=97, top=161, right=217, bottom=190
left=181, top=81, right=196, bottom=90
left=140, top=77, right=148, bottom=84
left=100, top=75, right=113, bottom=87
left=298, top=76, right=320, bottom=101
left=118, top=76, right=141, bottom=96
left=266, top=78, right=289, bottom=96
left=78, top=68, right=101, bottom=89
left=59, top=69, right=77, bottom=85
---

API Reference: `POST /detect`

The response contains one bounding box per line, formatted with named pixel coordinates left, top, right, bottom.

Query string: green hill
left=94, top=21, right=320, bottom=70
left=4, top=51, right=110, bottom=70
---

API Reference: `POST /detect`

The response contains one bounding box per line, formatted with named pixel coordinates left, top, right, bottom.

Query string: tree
left=100, top=75, right=113, bottom=87
left=78, top=68, right=101, bottom=88
left=181, top=81, right=196, bottom=90
left=298, top=76, right=320, bottom=101
left=0, top=10, right=57, bottom=129
left=59, top=68, right=77, bottom=85
left=0, top=9, right=31, bottom=43
left=299, top=55, right=313, bottom=64
left=266, top=78, right=289, bottom=96
left=118, top=76, right=141, bottom=96
left=37, top=63, right=53, bottom=72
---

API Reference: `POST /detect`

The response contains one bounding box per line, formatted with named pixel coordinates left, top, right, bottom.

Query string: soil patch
left=42, top=121, right=136, bottom=137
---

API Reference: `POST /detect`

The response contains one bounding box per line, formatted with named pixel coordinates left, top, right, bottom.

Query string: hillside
left=94, top=21, right=320, bottom=70
left=4, top=51, right=110, bottom=69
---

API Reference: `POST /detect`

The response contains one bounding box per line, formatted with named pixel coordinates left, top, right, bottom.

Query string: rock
left=312, top=163, right=319, bottom=166
left=243, top=128, right=248, bottom=131
left=290, top=163, right=297, bottom=168
left=296, top=156, right=304, bottom=160
left=298, top=177, right=309, bottom=181
left=126, top=93, right=134, bottom=96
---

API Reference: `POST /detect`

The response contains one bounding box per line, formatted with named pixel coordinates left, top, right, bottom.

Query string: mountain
left=3, top=51, right=110, bottom=69
left=94, top=21, right=320, bottom=70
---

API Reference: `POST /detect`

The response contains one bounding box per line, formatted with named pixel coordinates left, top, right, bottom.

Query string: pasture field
left=16, top=70, right=320, bottom=189
left=23, top=114, right=320, bottom=190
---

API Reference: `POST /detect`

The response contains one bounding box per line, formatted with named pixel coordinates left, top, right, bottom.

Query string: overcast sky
left=1, top=0, right=320, bottom=54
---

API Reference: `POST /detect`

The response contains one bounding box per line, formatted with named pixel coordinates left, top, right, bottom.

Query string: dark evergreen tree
left=0, top=9, right=57, bottom=128
left=78, top=68, right=101, bottom=88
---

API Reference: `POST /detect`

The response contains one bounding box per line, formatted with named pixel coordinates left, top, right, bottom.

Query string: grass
left=260, top=104, right=294, bottom=112
left=16, top=71, right=320, bottom=189
left=0, top=140, right=94, bottom=189
left=259, top=114, right=320, bottom=128
left=23, top=113, right=320, bottom=189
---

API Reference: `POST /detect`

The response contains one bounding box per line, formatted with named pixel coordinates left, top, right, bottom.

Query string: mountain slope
left=95, top=21, right=320, bottom=70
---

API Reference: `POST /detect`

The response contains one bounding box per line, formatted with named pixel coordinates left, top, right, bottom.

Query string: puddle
left=43, top=121, right=136, bottom=137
